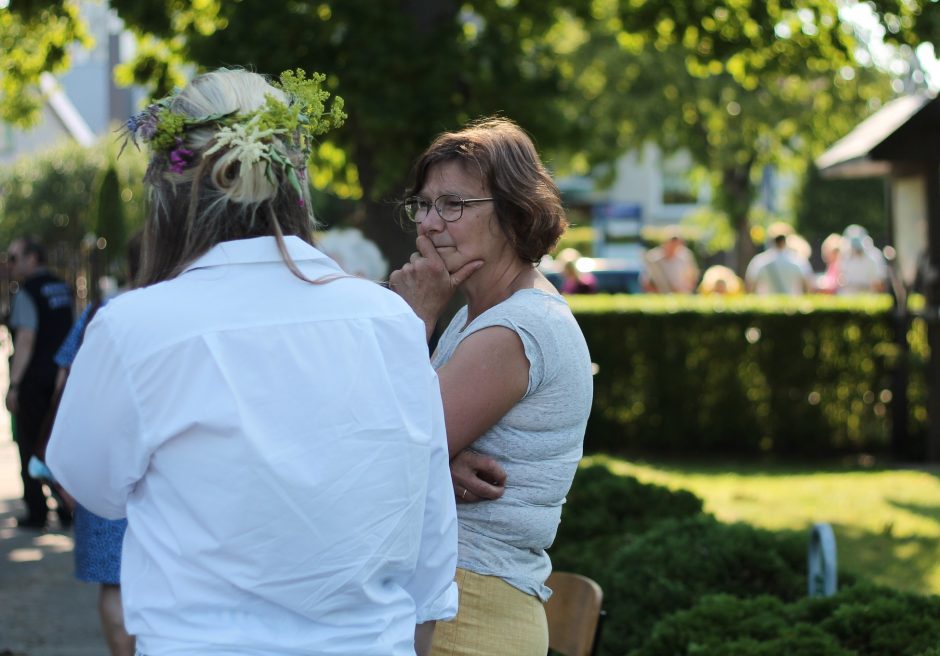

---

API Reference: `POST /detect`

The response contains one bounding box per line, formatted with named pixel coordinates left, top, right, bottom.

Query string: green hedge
left=568, top=294, right=928, bottom=457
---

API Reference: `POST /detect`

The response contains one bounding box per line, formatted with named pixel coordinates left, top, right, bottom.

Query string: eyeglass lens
left=405, top=194, right=465, bottom=223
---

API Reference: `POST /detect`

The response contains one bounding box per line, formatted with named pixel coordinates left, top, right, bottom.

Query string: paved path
left=0, top=330, right=106, bottom=655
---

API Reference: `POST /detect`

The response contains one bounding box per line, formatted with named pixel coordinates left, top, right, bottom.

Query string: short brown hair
left=407, top=117, right=567, bottom=263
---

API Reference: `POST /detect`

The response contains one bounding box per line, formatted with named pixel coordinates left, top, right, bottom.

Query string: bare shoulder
left=532, top=269, right=562, bottom=296
left=451, top=324, right=526, bottom=365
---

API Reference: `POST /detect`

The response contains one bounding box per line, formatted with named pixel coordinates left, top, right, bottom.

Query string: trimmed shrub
left=634, top=594, right=852, bottom=656
left=579, top=516, right=808, bottom=655
left=632, top=584, right=940, bottom=656
left=550, top=464, right=704, bottom=574
left=567, top=294, right=919, bottom=456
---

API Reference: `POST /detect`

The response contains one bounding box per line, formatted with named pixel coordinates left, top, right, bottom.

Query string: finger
left=465, top=452, right=508, bottom=486
left=463, top=476, right=505, bottom=500
left=458, top=490, right=483, bottom=503
left=415, top=235, right=446, bottom=266
left=410, top=251, right=422, bottom=264
left=449, top=260, right=484, bottom=287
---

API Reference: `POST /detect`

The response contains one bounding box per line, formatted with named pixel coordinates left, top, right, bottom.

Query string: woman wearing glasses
left=390, top=118, right=593, bottom=656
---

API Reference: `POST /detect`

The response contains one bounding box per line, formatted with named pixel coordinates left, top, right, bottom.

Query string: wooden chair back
left=544, top=571, right=604, bottom=656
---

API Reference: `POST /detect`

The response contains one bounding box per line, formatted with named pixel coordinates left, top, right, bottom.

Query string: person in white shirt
left=745, top=233, right=815, bottom=295
left=46, top=68, right=458, bottom=656
left=838, top=226, right=887, bottom=294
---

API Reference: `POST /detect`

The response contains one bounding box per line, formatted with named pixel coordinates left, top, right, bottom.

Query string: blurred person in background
left=816, top=233, right=843, bottom=294
left=317, top=227, right=389, bottom=282
left=5, top=236, right=73, bottom=530
left=641, top=230, right=699, bottom=294
left=555, top=248, right=598, bottom=295
left=36, top=233, right=144, bottom=656
left=745, top=227, right=814, bottom=295
left=838, top=225, right=887, bottom=294
left=698, top=265, right=744, bottom=296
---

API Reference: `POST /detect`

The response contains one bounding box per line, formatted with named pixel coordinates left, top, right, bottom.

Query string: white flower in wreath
left=205, top=115, right=283, bottom=167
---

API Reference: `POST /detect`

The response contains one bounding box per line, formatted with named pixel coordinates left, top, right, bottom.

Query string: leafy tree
left=0, top=138, right=146, bottom=249
left=17, top=0, right=931, bottom=270
left=1, top=0, right=91, bottom=127
left=108, top=0, right=598, bottom=268
left=550, top=2, right=896, bottom=271
left=868, top=0, right=940, bottom=51
left=93, top=163, right=128, bottom=277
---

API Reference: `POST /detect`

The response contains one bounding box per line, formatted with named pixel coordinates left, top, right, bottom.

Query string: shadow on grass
left=888, top=499, right=940, bottom=525
left=827, top=522, right=940, bottom=596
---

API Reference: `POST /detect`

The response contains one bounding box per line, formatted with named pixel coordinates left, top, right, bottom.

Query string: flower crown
left=122, top=69, right=346, bottom=205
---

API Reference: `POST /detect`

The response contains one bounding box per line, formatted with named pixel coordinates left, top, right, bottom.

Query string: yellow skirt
left=430, top=568, right=548, bottom=656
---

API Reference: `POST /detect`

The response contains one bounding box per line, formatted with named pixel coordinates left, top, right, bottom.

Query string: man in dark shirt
left=5, top=237, right=73, bottom=529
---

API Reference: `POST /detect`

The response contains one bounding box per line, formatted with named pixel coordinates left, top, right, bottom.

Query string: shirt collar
left=182, top=236, right=334, bottom=274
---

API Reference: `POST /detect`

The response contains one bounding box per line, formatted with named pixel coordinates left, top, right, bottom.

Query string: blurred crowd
left=546, top=222, right=891, bottom=297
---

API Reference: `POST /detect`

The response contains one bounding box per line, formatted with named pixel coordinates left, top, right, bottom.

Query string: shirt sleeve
left=405, top=368, right=459, bottom=623
left=46, top=312, right=148, bottom=519
left=8, top=291, right=38, bottom=331
left=54, top=304, right=94, bottom=368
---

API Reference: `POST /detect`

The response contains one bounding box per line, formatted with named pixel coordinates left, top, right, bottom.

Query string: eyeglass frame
left=403, top=194, right=495, bottom=223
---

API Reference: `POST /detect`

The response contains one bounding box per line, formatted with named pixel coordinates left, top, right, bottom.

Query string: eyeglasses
left=403, top=194, right=494, bottom=223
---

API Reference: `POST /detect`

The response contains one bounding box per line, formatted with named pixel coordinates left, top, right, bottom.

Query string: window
left=661, top=154, right=698, bottom=205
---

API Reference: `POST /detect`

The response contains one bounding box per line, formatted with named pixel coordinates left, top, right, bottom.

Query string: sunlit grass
left=586, top=454, right=940, bottom=596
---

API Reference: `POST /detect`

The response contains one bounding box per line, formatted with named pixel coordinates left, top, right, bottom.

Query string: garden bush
left=568, top=515, right=809, bottom=655
left=566, top=294, right=930, bottom=457
left=632, top=584, right=940, bottom=656
left=550, top=464, right=703, bottom=573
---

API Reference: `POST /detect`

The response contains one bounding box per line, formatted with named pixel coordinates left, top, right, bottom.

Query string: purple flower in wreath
left=138, top=112, right=160, bottom=141
left=124, top=104, right=160, bottom=146
left=168, top=138, right=195, bottom=174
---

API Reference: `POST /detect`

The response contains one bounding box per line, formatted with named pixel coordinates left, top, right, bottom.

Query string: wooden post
left=886, top=175, right=910, bottom=458
left=925, top=161, right=940, bottom=462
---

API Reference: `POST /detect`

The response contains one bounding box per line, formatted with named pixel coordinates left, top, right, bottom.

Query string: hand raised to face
left=389, top=235, right=483, bottom=340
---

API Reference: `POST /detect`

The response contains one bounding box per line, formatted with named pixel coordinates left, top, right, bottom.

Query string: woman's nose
left=417, top=212, right=445, bottom=236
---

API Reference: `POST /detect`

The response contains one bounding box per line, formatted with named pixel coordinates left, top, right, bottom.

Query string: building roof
left=39, top=72, right=95, bottom=148
left=816, top=94, right=939, bottom=179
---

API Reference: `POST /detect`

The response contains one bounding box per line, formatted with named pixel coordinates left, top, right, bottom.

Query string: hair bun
left=209, top=148, right=278, bottom=204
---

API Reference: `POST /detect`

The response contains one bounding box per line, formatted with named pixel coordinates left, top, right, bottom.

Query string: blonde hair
left=138, top=69, right=318, bottom=286
left=698, top=265, right=744, bottom=295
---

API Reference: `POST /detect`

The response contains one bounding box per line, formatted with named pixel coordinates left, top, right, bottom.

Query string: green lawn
left=586, top=454, right=940, bottom=596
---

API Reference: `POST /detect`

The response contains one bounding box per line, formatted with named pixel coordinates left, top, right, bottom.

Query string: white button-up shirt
left=47, top=236, right=458, bottom=656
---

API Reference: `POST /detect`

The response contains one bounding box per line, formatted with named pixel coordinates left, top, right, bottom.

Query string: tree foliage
left=0, top=138, right=146, bottom=249
left=94, top=163, right=128, bottom=277
left=10, top=1, right=934, bottom=267
left=108, top=0, right=601, bottom=266
left=1, top=0, right=91, bottom=127
left=550, top=1, right=897, bottom=270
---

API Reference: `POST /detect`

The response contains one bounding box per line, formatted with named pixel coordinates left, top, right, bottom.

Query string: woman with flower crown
left=46, top=68, right=458, bottom=656
left=389, top=118, right=593, bottom=656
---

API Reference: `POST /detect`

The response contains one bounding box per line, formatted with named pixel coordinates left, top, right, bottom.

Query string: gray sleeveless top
left=432, top=289, right=593, bottom=601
